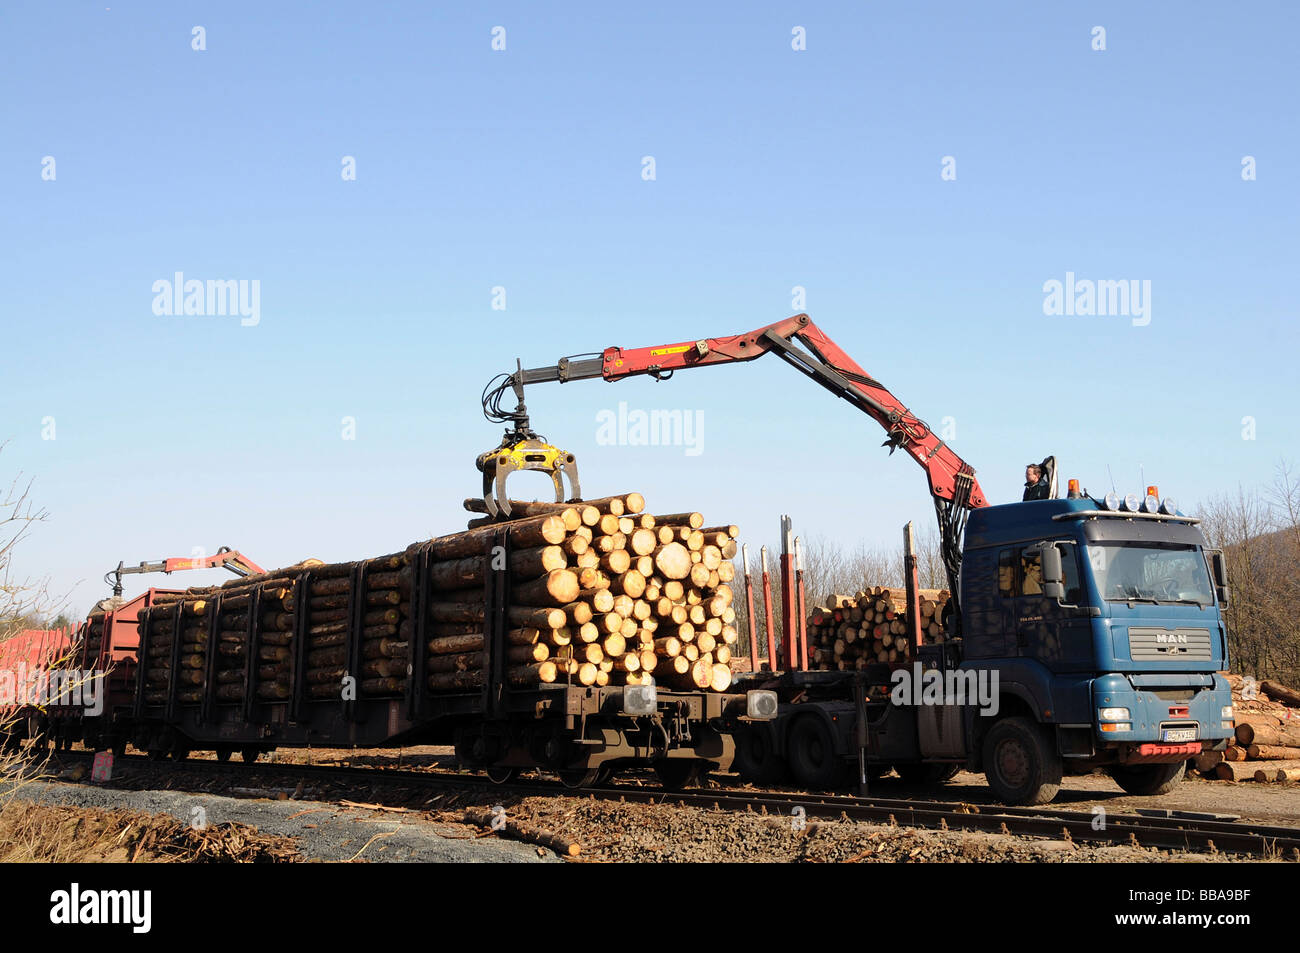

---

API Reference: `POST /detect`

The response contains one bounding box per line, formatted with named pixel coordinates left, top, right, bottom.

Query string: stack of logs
left=428, top=495, right=740, bottom=693
left=1192, top=675, right=1300, bottom=783
left=807, top=586, right=950, bottom=671
left=134, top=557, right=396, bottom=705
left=132, top=492, right=743, bottom=708
left=80, top=613, right=105, bottom=667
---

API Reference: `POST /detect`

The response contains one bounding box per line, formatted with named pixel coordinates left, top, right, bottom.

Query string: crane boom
left=106, top=546, right=265, bottom=598
left=482, top=313, right=987, bottom=614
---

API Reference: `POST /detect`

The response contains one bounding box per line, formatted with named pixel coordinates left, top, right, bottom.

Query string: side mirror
left=1208, top=550, right=1231, bottom=608
left=1040, top=544, right=1063, bottom=584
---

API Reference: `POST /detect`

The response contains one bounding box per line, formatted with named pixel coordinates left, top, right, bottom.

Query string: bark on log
left=420, top=515, right=568, bottom=560
left=1236, top=722, right=1300, bottom=747
left=1246, top=744, right=1300, bottom=761
left=1215, top=761, right=1264, bottom=781
left=1261, top=680, right=1300, bottom=708
left=463, top=806, right=581, bottom=857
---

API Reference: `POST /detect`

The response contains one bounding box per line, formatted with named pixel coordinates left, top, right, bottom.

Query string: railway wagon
left=51, top=535, right=777, bottom=788
left=0, top=624, right=77, bottom=750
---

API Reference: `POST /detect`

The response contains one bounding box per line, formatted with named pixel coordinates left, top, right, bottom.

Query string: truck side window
left=997, top=550, right=1016, bottom=597
left=1057, top=542, right=1083, bottom=604
left=1020, top=550, right=1042, bottom=596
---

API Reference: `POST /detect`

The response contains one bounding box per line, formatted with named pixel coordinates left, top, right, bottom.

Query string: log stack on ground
left=133, top=493, right=743, bottom=707
left=1189, top=673, right=1300, bottom=782
left=805, top=586, right=950, bottom=671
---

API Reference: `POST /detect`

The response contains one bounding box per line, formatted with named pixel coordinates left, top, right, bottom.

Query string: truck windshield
left=1087, top=543, right=1214, bottom=606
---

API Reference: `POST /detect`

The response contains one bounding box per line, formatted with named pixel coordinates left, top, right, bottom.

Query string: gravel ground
left=19, top=781, right=557, bottom=863
left=467, top=794, right=1285, bottom=863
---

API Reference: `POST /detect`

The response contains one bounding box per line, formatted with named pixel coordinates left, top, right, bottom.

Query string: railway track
left=38, top=750, right=1300, bottom=858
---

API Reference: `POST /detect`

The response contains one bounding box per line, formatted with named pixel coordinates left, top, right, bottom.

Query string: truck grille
left=1128, top=627, right=1213, bottom=661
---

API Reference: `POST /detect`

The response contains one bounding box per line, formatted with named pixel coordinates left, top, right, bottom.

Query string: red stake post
left=779, top=516, right=799, bottom=671
left=903, top=521, right=923, bottom=659
left=795, top=536, right=809, bottom=670
left=760, top=545, right=778, bottom=671
left=742, top=543, right=760, bottom=674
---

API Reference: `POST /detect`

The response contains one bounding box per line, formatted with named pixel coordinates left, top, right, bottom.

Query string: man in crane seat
left=1022, top=456, right=1056, bottom=501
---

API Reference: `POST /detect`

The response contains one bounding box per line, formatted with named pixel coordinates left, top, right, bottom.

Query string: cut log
left=1246, top=744, right=1300, bottom=761
left=1236, top=722, right=1300, bottom=747
left=654, top=543, right=693, bottom=581
left=1250, top=760, right=1300, bottom=782
left=1215, top=761, right=1263, bottom=781
left=1261, top=680, right=1300, bottom=708
left=429, top=545, right=567, bottom=588
left=422, top=514, right=568, bottom=560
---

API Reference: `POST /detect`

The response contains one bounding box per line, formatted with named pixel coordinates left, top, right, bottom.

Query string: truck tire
left=787, top=716, right=846, bottom=790
left=1109, top=760, right=1185, bottom=796
left=733, top=724, right=787, bottom=784
left=982, top=717, right=1062, bottom=805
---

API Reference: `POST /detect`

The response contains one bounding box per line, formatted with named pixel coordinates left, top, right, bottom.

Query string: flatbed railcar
left=35, top=539, right=776, bottom=789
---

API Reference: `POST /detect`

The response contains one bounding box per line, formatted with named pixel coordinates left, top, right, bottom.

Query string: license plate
left=1162, top=727, right=1196, bottom=742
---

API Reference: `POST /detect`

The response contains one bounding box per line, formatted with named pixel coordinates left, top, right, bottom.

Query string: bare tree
left=1, top=444, right=61, bottom=801
left=0, top=452, right=52, bottom=645
left=1200, top=462, right=1300, bottom=687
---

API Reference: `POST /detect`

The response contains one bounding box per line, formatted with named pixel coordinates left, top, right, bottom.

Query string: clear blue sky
left=2, top=2, right=1296, bottom=615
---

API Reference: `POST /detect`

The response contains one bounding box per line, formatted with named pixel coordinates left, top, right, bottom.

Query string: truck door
left=1015, top=543, right=1093, bottom=672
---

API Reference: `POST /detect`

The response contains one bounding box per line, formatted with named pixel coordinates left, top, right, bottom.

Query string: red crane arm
left=106, top=547, right=265, bottom=597
left=595, top=314, right=987, bottom=509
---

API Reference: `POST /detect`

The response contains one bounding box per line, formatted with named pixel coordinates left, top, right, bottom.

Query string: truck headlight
left=1099, top=723, right=1132, bottom=732
left=1221, top=706, right=1233, bottom=719
left=623, top=684, right=657, bottom=715
left=1098, top=707, right=1130, bottom=721
left=747, top=690, right=778, bottom=719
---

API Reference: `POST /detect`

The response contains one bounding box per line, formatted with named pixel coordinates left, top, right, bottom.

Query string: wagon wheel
left=653, top=759, right=702, bottom=791
left=240, top=747, right=261, bottom=763
left=557, top=768, right=599, bottom=789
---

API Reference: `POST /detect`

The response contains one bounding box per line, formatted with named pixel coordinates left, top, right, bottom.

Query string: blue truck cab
left=952, top=494, right=1234, bottom=803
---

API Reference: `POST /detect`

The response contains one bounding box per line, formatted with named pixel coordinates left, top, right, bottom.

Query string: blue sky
left=2, top=2, right=1297, bottom=615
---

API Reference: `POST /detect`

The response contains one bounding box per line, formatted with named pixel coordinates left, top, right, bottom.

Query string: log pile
left=426, top=496, right=741, bottom=693
left=806, top=586, right=950, bottom=671
left=1190, top=674, right=1300, bottom=783
left=133, top=492, right=743, bottom=707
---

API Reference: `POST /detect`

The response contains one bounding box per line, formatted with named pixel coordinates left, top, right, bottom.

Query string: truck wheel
left=787, top=716, right=845, bottom=790
left=983, top=717, right=1061, bottom=805
left=733, top=725, right=787, bottom=784
left=1109, top=761, right=1185, bottom=796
